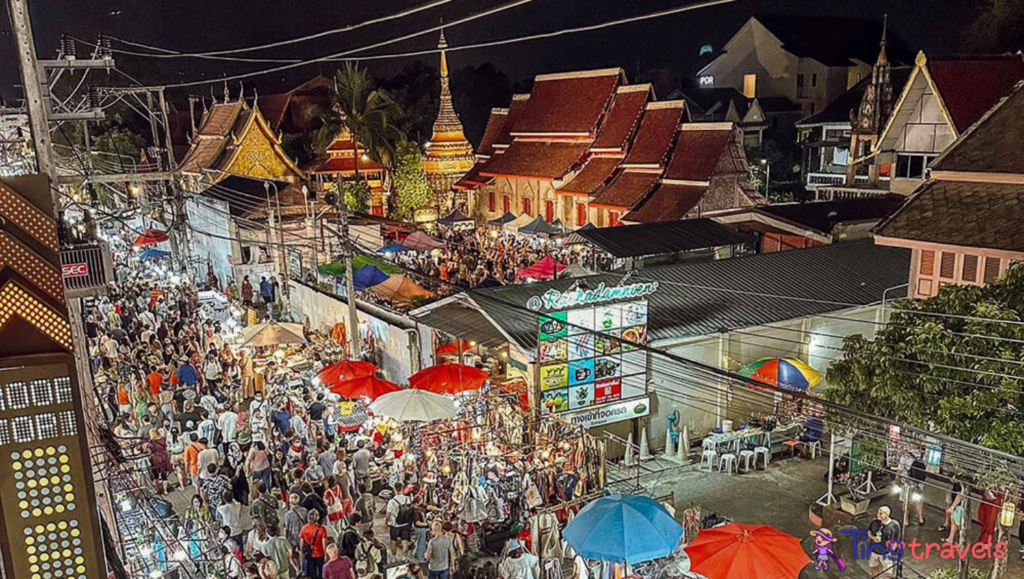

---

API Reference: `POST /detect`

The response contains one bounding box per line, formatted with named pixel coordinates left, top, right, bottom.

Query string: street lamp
left=760, top=158, right=771, bottom=198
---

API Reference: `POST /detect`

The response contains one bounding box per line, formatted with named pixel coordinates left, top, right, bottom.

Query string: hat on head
left=507, top=539, right=522, bottom=551
left=810, top=529, right=836, bottom=543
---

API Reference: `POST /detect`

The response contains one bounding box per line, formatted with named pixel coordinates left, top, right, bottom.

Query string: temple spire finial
left=223, top=81, right=230, bottom=104
left=881, top=13, right=888, bottom=47
left=438, top=27, right=449, bottom=79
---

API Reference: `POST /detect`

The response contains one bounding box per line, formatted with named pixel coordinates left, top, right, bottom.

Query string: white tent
left=503, top=213, right=535, bottom=232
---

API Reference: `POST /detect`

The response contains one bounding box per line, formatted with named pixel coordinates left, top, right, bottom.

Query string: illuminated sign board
left=527, top=282, right=658, bottom=311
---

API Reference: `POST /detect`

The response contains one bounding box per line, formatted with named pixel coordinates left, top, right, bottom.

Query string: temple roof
left=925, top=54, right=1024, bottom=133
left=591, top=85, right=650, bottom=151
left=493, top=95, right=531, bottom=149
left=556, top=157, right=622, bottom=196
left=479, top=141, right=589, bottom=180
left=453, top=163, right=491, bottom=190
left=258, top=75, right=333, bottom=134
left=664, top=125, right=743, bottom=182
left=512, top=69, right=624, bottom=136
left=477, top=108, right=509, bottom=157
left=623, top=101, right=686, bottom=167
left=932, top=81, right=1024, bottom=175
left=622, top=183, right=707, bottom=223
left=590, top=171, right=660, bottom=210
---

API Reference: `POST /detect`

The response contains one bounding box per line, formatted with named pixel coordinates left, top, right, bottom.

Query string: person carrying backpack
left=386, top=483, right=413, bottom=561
left=300, top=510, right=328, bottom=579
left=251, top=481, right=281, bottom=530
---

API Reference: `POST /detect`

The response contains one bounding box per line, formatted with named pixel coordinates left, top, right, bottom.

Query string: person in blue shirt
left=272, top=404, right=292, bottom=435
left=260, top=277, right=273, bottom=305
left=177, top=356, right=199, bottom=387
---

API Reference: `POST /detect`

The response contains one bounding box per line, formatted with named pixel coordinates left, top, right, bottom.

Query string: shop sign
left=562, top=396, right=650, bottom=429
left=61, top=262, right=89, bottom=278
left=527, top=282, right=659, bottom=311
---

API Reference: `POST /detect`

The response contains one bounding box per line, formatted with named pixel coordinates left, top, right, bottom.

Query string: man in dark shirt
left=868, top=506, right=901, bottom=579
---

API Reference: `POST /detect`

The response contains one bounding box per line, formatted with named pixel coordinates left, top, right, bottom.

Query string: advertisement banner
left=569, top=384, right=595, bottom=409
left=562, top=396, right=650, bottom=429
left=539, top=364, right=569, bottom=391
left=541, top=388, right=569, bottom=413
left=538, top=311, right=568, bottom=340
left=539, top=338, right=567, bottom=364
left=568, top=358, right=595, bottom=386
left=594, top=379, right=622, bottom=404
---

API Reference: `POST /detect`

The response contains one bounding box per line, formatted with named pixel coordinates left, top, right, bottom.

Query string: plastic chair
left=754, top=446, right=771, bottom=469
left=804, top=440, right=822, bottom=459
left=718, top=453, right=737, bottom=475
left=739, top=449, right=755, bottom=472
left=700, top=449, right=717, bottom=471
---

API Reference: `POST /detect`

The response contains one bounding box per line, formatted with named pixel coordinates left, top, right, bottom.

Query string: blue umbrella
left=563, top=493, right=683, bottom=564
left=378, top=243, right=409, bottom=254
left=139, top=249, right=170, bottom=260
left=352, top=265, right=390, bottom=292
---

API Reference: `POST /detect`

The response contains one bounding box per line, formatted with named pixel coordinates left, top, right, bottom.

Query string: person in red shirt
left=300, top=510, right=328, bottom=579
left=146, top=365, right=164, bottom=399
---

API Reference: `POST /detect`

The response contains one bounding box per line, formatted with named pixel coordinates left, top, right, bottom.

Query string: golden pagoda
left=422, top=30, right=476, bottom=210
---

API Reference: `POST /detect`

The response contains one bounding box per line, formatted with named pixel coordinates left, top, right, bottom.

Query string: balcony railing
left=812, top=186, right=891, bottom=202
left=806, top=172, right=846, bottom=186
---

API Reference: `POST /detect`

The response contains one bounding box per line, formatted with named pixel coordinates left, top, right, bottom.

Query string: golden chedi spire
left=423, top=29, right=476, bottom=207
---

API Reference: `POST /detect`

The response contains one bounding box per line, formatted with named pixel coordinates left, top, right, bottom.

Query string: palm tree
left=314, top=63, right=405, bottom=182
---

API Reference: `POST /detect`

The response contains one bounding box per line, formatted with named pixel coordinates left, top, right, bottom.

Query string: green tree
left=824, top=262, right=1024, bottom=459
left=966, top=0, right=1024, bottom=52
left=343, top=181, right=371, bottom=214
left=390, top=141, right=433, bottom=220
left=91, top=127, right=147, bottom=159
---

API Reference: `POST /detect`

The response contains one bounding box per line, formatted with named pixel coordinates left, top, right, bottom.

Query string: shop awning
left=409, top=299, right=510, bottom=349
left=365, top=275, right=434, bottom=306
left=352, top=265, right=390, bottom=292
left=515, top=255, right=565, bottom=281
left=438, top=209, right=475, bottom=227
left=488, top=211, right=517, bottom=226
left=517, top=216, right=562, bottom=236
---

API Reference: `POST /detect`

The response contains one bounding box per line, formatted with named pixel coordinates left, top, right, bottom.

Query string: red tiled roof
left=327, top=138, right=365, bottom=153
left=932, top=82, right=1024, bottom=174
left=624, top=103, right=685, bottom=166
left=198, top=102, right=243, bottom=137
left=454, top=163, right=492, bottom=190
left=513, top=69, right=622, bottom=135
left=311, top=156, right=385, bottom=174
left=590, top=172, right=660, bottom=210
left=591, top=87, right=649, bottom=150
left=494, top=96, right=531, bottom=148
left=477, top=109, right=509, bottom=156
left=479, top=141, right=589, bottom=180
left=557, top=157, right=621, bottom=196
left=664, top=128, right=734, bottom=181
left=928, top=55, right=1024, bottom=133
left=623, top=183, right=707, bottom=223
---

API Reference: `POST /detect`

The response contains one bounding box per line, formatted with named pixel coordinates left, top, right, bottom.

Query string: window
left=984, top=257, right=1002, bottom=283
left=920, top=250, right=935, bottom=275
left=939, top=252, right=955, bottom=279
left=502, top=195, right=510, bottom=214
left=811, top=73, right=818, bottom=88
left=962, top=255, right=978, bottom=283
left=743, top=74, right=757, bottom=98
left=523, top=197, right=532, bottom=215
left=488, top=191, right=495, bottom=212
left=576, top=202, right=587, bottom=227
left=609, top=211, right=621, bottom=227
left=545, top=200, right=554, bottom=222
left=894, top=154, right=936, bottom=179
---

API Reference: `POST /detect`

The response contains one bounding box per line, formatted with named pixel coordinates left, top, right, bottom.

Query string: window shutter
left=983, top=257, right=1002, bottom=284
left=939, top=252, right=955, bottom=278
left=919, top=250, right=935, bottom=275
left=961, top=255, right=978, bottom=282
left=488, top=192, right=495, bottom=212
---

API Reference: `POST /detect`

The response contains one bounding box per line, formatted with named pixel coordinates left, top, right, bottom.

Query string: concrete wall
left=287, top=280, right=430, bottom=383
left=185, top=196, right=236, bottom=287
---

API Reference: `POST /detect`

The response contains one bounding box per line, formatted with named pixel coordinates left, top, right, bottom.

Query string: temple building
left=422, top=31, right=476, bottom=210
left=310, top=126, right=388, bottom=216
left=178, top=85, right=306, bottom=186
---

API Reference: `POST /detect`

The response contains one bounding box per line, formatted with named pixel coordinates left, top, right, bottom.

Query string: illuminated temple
left=422, top=31, right=476, bottom=210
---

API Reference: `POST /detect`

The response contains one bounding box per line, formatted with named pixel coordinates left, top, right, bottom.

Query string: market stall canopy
left=558, top=263, right=594, bottom=279
left=365, top=275, right=434, bottom=307
left=315, top=360, right=378, bottom=387
left=504, top=213, right=535, bottom=232
left=488, top=211, right=517, bottom=226
left=133, top=228, right=169, bottom=246
left=403, top=231, right=445, bottom=251
left=436, top=339, right=473, bottom=356
left=369, top=388, right=456, bottom=421
left=518, top=216, right=562, bottom=236
left=329, top=375, right=401, bottom=402
left=239, top=322, right=306, bottom=347
left=477, top=276, right=503, bottom=288
left=139, top=249, right=170, bottom=260
left=565, top=220, right=753, bottom=258
left=378, top=243, right=410, bottom=254
left=515, top=255, right=565, bottom=281
left=438, top=209, right=475, bottom=228
left=551, top=218, right=567, bottom=233
left=684, top=524, right=809, bottom=579
left=352, top=265, right=390, bottom=292
left=563, top=493, right=684, bottom=564
left=410, top=363, right=489, bottom=394
left=737, top=357, right=821, bottom=391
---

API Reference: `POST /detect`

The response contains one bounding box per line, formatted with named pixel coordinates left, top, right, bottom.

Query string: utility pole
left=336, top=173, right=362, bottom=359
left=9, top=0, right=55, bottom=194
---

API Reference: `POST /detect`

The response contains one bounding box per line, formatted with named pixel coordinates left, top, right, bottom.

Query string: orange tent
left=366, top=275, right=434, bottom=307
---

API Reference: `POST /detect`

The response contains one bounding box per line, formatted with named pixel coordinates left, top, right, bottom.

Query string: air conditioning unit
left=60, top=242, right=113, bottom=297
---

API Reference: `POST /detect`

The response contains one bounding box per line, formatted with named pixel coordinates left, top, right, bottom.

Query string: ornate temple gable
left=220, top=108, right=306, bottom=182
left=423, top=30, right=476, bottom=203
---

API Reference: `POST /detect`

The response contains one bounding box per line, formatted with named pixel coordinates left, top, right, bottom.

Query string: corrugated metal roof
left=461, top=241, right=909, bottom=350
left=572, top=219, right=753, bottom=258
left=410, top=300, right=512, bottom=349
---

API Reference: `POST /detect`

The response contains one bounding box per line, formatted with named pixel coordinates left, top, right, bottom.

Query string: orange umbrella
left=329, top=376, right=401, bottom=402
left=436, top=339, right=472, bottom=356
left=409, top=363, right=489, bottom=395
left=684, top=524, right=809, bottom=579
left=133, top=228, right=169, bottom=246
left=315, top=360, right=378, bottom=387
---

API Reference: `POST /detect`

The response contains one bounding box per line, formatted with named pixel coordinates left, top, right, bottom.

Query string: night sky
left=0, top=0, right=991, bottom=103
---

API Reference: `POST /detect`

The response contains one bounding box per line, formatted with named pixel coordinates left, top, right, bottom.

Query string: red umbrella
left=436, top=339, right=472, bottom=356
left=685, top=524, right=810, bottom=579
left=315, top=360, right=378, bottom=387
left=329, top=376, right=401, bottom=402
left=409, top=363, right=489, bottom=395
left=133, top=228, right=169, bottom=246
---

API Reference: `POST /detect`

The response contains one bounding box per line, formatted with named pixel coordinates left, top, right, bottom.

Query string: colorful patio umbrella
left=684, top=524, right=809, bottom=579
left=737, top=357, right=821, bottom=391
left=315, top=360, right=378, bottom=387
left=133, top=228, right=169, bottom=246
left=563, top=493, right=684, bottom=564
left=369, top=388, right=456, bottom=422
left=352, top=265, right=390, bottom=292
left=329, top=375, right=401, bottom=402
left=436, top=339, right=472, bottom=356
left=409, top=363, right=489, bottom=395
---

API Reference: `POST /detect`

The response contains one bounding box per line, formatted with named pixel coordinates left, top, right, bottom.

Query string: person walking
left=300, top=510, right=328, bottom=579
left=324, top=543, right=356, bottom=579
left=425, top=521, right=452, bottom=579
left=386, top=484, right=413, bottom=561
